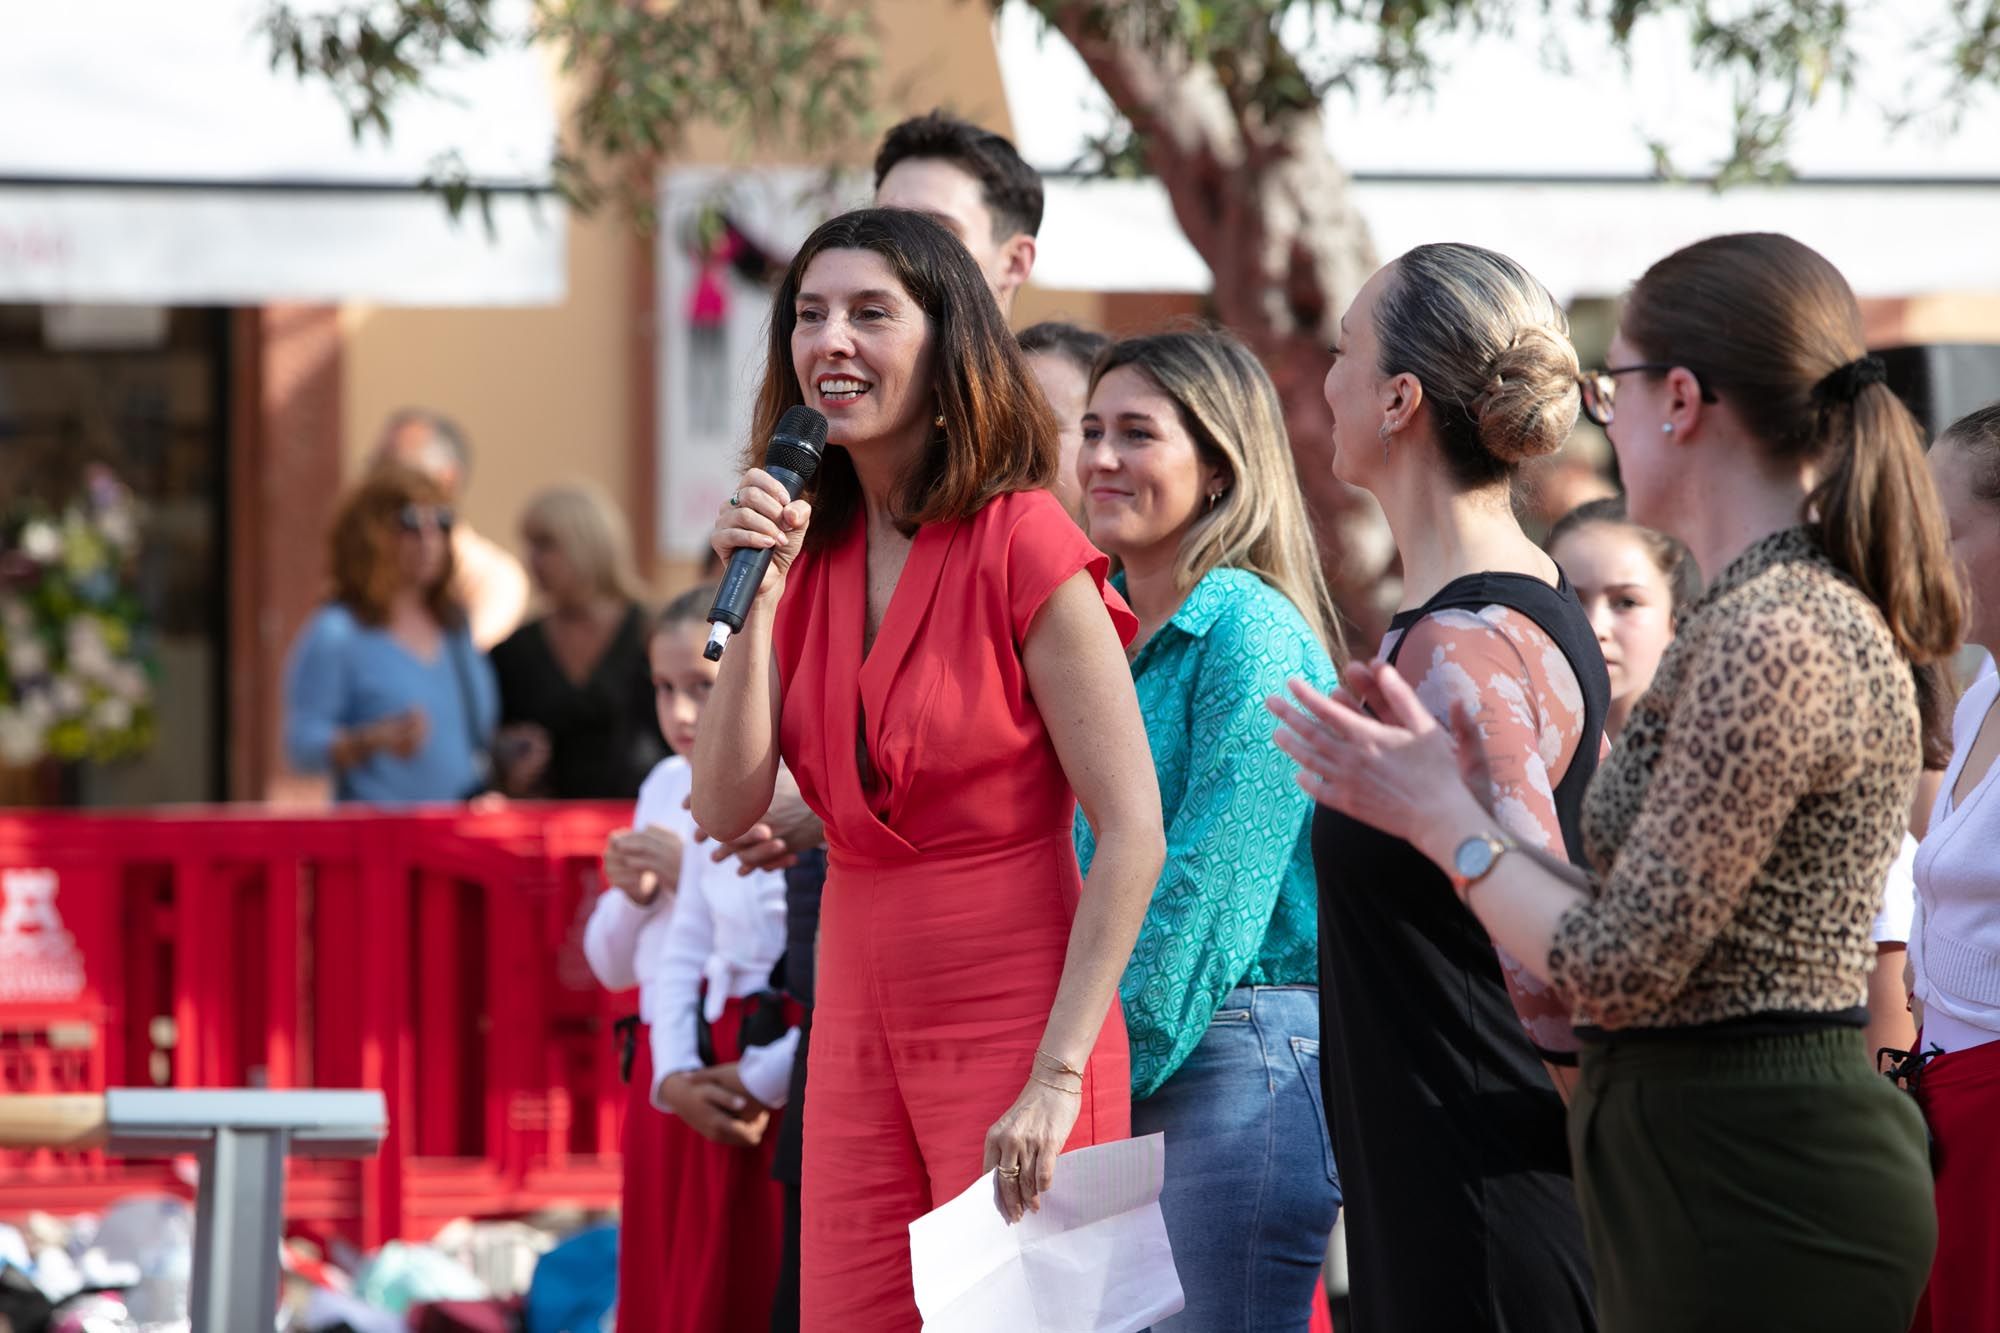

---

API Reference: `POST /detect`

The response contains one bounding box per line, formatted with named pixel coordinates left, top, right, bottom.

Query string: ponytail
left=1808, top=376, right=1963, bottom=664
left=1807, top=372, right=1964, bottom=746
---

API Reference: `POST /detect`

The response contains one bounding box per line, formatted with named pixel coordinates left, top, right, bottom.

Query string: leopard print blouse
left=1546, top=527, right=1920, bottom=1029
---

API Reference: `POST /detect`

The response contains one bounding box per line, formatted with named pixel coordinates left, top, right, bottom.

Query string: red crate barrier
left=0, top=803, right=634, bottom=1248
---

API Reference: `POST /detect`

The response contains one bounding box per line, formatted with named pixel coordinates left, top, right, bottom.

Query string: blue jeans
left=1133, top=985, right=1341, bottom=1333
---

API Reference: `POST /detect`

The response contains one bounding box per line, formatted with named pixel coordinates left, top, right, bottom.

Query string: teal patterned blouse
left=1075, top=566, right=1337, bottom=1098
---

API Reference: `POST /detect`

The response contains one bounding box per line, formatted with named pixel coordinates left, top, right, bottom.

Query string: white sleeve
left=582, top=890, right=660, bottom=992
left=647, top=847, right=717, bottom=1112
left=634, top=758, right=696, bottom=840
left=1871, top=834, right=1919, bottom=946
left=737, top=1027, right=801, bottom=1109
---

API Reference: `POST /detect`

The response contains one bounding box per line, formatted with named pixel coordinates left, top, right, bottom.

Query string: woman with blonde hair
left=490, top=483, right=666, bottom=798
left=1270, top=244, right=1609, bottom=1330
left=1073, top=328, right=1341, bottom=1330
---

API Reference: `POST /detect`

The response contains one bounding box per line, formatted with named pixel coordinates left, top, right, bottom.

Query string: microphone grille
left=775, top=405, right=829, bottom=452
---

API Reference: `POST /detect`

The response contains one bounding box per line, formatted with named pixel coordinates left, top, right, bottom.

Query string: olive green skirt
left=1570, top=1026, right=1935, bottom=1333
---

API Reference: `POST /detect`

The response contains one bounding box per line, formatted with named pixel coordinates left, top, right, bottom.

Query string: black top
left=1312, top=571, right=1608, bottom=1333
left=488, top=604, right=666, bottom=800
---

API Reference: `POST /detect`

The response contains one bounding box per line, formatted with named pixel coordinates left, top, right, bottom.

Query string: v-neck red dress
left=773, top=488, right=1136, bottom=1330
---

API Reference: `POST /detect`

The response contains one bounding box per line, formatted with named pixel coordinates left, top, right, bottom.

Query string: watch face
left=1454, top=837, right=1497, bottom=880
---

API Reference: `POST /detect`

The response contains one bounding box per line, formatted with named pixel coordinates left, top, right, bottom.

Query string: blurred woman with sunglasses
left=284, top=464, right=499, bottom=803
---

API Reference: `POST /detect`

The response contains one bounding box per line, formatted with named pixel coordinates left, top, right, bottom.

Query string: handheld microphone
left=705, top=405, right=829, bottom=661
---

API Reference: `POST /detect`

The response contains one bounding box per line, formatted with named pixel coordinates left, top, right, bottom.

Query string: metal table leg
left=189, top=1124, right=290, bottom=1333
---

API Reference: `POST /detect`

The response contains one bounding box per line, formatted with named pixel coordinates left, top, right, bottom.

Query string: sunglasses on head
left=397, top=504, right=455, bottom=534
left=1577, top=363, right=1718, bottom=428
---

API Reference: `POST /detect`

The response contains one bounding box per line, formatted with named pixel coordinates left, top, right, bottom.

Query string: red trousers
left=799, top=838, right=1131, bottom=1332
left=618, top=1007, right=789, bottom=1333
left=1911, top=1038, right=2000, bottom=1333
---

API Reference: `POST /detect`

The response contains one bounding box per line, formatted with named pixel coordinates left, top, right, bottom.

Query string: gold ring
left=997, top=1164, right=1022, bottom=1179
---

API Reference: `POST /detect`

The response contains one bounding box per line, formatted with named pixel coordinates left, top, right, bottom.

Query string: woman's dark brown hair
left=1018, top=320, right=1110, bottom=376
left=1621, top=233, right=1965, bottom=731
left=327, top=465, right=460, bottom=626
left=747, top=208, right=1058, bottom=550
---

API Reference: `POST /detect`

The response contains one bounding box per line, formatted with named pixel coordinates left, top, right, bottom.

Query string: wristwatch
left=1450, top=831, right=1517, bottom=899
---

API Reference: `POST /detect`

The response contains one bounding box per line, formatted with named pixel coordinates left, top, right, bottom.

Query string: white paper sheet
left=908, top=1133, right=1184, bottom=1333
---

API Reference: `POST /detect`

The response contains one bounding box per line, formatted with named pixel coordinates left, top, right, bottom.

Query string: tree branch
left=1040, top=1, right=1396, bottom=633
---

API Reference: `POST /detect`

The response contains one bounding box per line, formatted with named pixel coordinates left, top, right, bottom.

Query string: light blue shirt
left=1075, top=568, right=1337, bottom=1097
left=283, top=603, right=498, bottom=804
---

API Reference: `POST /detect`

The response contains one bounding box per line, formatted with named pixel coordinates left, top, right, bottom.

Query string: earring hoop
left=1206, top=491, right=1221, bottom=512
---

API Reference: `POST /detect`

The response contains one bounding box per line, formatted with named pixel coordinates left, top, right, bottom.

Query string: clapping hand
left=1267, top=660, right=1493, bottom=854
left=603, top=825, right=682, bottom=906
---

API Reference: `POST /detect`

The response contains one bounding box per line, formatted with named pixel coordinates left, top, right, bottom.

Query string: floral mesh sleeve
left=1391, top=607, right=1590, bottom=1055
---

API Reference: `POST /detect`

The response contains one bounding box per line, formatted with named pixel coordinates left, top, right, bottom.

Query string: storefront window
left=0, top=305, right=227, bottom=805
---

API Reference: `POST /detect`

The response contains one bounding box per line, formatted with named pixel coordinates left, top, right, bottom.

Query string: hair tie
left=1814, top=354, right=1888, bottom=406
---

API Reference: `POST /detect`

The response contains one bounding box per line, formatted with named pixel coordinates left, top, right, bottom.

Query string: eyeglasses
left=397, top=504, right=455, bottom=535
left=1578, top=364, right=1718, bottom=428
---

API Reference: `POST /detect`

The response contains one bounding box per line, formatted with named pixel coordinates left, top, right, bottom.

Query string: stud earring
left=934, top=413, right=946, bottom=430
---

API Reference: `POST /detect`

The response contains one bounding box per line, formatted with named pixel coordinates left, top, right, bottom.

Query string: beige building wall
left=338, top=207, right=637, bottom=595
left=1862, top=294, right=2000, bottom=348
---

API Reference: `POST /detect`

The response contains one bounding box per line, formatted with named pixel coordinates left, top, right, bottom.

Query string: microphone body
left=705, top=406, right=828, bottom=660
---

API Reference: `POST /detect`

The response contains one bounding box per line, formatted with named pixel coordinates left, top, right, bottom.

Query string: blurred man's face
left=876, top=158, right=1034, bottom=315
left=375, top=422, right=462, bottom=501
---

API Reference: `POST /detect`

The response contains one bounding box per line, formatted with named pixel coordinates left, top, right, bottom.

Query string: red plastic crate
left=0, top=803, right=633, bottom=1247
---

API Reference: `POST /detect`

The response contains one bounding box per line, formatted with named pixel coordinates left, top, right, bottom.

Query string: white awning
left=1036, top=175, right=2000, bottom=302
left=1031, top=178, right=1211, bottom=294
left=0, top=0, right=565, bottom=306
left=1003, top=0, right=2000, bottom=302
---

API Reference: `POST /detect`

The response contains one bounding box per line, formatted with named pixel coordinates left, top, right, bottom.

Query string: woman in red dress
left=694, top=208, right=1165, bottom=1332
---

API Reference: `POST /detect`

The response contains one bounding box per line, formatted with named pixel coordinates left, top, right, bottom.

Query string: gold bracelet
left=1036, top=1048, right=1085, bottom=1080
left=1031, top=1073, right=1082, bottom=1096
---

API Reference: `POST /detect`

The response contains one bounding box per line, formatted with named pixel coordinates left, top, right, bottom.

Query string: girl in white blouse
left=582, top=584, right=798, bottom=1333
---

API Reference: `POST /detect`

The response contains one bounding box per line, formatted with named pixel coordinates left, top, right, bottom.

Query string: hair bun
left=1472, top=325, right=1581, bottom=464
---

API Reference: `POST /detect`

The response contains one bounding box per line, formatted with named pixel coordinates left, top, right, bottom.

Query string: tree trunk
left=1042, top=5, right=1399, bottom=644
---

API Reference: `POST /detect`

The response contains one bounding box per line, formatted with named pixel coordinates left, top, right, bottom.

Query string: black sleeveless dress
left=1314, top=572, right=1608, bottom=1332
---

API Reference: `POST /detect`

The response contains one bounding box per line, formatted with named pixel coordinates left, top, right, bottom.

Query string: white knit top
left=1911, top=672, right=2000, bottom=1055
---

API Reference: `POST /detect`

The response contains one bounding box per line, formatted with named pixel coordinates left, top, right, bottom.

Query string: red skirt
left=1910, top=1037, right=2000, bottom=1333
left=618, top=1003, right=791, bottom=1333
